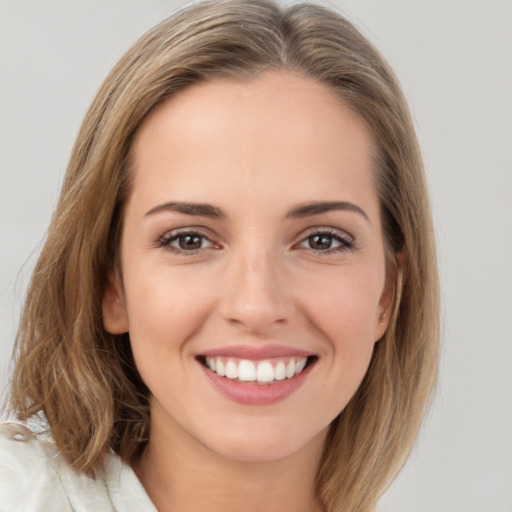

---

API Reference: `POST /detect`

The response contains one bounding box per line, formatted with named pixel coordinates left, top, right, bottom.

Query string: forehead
left=128, top=71, right=378, bottom=216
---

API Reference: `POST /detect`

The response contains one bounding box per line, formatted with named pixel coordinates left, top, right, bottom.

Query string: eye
left=297, top=230, right=353, bottom=253
left=158, top=231, right=215, bottom=253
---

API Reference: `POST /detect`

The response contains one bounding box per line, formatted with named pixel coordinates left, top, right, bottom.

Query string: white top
left=0, top=423, right=156, bottom=512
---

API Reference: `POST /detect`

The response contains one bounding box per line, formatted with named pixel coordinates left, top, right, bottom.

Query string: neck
left=132, top=414, right=326, bottom=512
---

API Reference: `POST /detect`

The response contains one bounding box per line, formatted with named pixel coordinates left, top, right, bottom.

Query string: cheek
left=303, top=264, right=383, bottom=335
left=122, top=265, right=217, bottom=366
left=299, top=264, right=383, bottom=380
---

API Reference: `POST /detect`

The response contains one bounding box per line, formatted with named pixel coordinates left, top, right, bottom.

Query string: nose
left=218, top=248, right=293, bottom=334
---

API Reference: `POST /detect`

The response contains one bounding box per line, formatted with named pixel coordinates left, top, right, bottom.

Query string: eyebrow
left=144, top=200, right=369, bottom=222
left=145, top=201, right=225, bottom=218
left=286, top=201, right=369, bottom=221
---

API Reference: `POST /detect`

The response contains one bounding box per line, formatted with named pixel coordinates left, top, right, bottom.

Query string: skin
left=103, top=71, right=392, bottom=512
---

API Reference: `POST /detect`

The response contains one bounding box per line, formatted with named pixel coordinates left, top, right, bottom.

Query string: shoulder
left=0, top=423, right=112, bottom=511
left=0, top=422, right=72, bottom=511
left=0, top=423, right=156, bottom=512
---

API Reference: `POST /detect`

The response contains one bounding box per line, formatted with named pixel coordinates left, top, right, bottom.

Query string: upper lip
left=199, top=344, right=314, bottom=360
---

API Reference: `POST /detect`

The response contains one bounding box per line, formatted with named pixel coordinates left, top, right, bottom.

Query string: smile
left=204, top=356, right=309, bottom=384
left=197, top=345, right=318, bottom=405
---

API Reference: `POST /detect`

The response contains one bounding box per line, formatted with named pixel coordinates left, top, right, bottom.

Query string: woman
left=1, top=1, right=439, bottom=511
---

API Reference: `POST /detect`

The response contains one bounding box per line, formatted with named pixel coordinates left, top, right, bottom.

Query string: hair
left=7, top=1, right=439, bottom=511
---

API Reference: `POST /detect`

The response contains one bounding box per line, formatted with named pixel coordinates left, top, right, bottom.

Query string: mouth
left=197, top=355, right=318, bottom=385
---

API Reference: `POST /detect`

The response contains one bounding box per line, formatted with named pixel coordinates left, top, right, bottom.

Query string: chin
left=197, top=419, right=327, bottom=464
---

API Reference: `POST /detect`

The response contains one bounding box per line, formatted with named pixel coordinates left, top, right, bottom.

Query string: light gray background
left=1, top=1, right=511, bottom=510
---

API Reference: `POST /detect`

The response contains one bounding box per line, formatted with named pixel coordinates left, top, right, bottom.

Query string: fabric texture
left=0, top=423, right=156, bottom=512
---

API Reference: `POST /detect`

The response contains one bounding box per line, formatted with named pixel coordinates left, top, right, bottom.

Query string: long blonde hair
left=8, top=1, right=439, bottom=511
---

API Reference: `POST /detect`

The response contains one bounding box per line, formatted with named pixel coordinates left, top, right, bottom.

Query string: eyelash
left=296, top=228, right=354, bottom=254
left=156, top=228, right=354, bottom=255
left=156, top=230, right=216, bottom=254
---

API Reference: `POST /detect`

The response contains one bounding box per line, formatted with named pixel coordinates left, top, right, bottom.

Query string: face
left=103, top=71, right=392, bottom=463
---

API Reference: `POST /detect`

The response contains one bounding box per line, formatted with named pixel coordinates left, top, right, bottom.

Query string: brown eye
left=177, top=233, right=204, bottom=250
left=308, top=234, right=334, bottom=250
left=159, top=231, right=214, bottom=252
left=297, top=230, right=353, bottom=253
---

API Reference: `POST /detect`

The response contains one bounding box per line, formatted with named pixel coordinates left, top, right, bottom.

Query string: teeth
left=238, top=360, right=256, bottom=381
left=274, top=361, right=286, bottom=381
left=296, top=358, right=307, bottom=374
left=204, top=356, right=309, bottom=384
left=286, top=360, right=295, bottom=378
left=256, top=361, right=274, bottom=383
left=216, top=360, right=225, bottom=377
left=225, top=360, right=238, bottom=379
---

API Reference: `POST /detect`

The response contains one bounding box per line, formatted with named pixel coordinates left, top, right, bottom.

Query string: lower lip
left=199, top=361, right=314, bottom=406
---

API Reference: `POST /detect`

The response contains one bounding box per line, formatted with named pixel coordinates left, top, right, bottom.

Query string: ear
left=374, top=248, right=404, bottom=341
left=102, top=273, right=129, bottom=334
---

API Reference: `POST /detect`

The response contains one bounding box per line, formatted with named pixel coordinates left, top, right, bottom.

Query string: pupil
left=179, top=234, right=202, bottom=250
left=310, top=234, right=332, bottom=250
